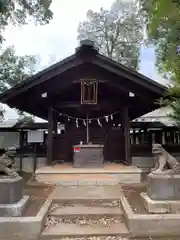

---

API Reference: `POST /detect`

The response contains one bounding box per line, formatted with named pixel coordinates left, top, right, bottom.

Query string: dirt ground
left=122, top=182, right=148, bottom=214
left=121, top=183, right=180, bottom=240
left=21, top=172, right=54, bottom=217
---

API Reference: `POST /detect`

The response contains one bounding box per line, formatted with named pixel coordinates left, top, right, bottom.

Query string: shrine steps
left=40, top=185, right=130, bottom=239
left=35, top=163, right=142, bottom=185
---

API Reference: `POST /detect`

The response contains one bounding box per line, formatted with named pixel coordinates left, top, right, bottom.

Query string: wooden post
left=19, top=130, right=24, bottom=175
left=122, top=106, right=131, bottom=165
left=53, top=111, right=58, bottom=136
left=47, top=107, right=53, bottom=165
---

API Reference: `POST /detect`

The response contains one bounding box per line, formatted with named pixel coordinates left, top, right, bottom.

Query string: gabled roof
left=0, top=40, right=167, bottom=120
left=0, top=40, right=166, bottom=102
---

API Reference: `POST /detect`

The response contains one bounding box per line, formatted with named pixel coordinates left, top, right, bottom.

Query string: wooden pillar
left=122, top=106, right=131, bottom=165
left=19, top=130, right=24, bottom=175
left=53, top=111, right=58, bottom=136
left=47, top=107, right=53, bottom=165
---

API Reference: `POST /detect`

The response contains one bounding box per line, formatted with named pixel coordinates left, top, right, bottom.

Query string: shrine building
left=0, top=40, right=166, bottom=168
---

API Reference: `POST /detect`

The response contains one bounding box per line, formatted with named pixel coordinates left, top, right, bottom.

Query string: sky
left=2, top=0, right=170, bottom=120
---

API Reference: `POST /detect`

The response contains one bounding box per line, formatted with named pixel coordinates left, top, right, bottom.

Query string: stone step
left=51, top=186, right=122, bottom=203
left=36, top=174, right=120, bottom=186
left=40, top=222, right=129, bottom=239
left=49, top=204, right=123, bottom=218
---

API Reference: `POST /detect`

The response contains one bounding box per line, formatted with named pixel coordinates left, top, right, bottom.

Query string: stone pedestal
left=141, top=172, right=180, bottom=213
left=147, top=173, right=180, bottom=200
left=73, top=144, right=104, bottom=168
left=141, top=192, right=180, bottom=213
left=0, top=176, right=29, bottom=217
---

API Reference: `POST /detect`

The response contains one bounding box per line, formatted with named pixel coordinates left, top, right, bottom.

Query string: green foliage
left=0, top=47, right=36, bottom=92
left=168, top=99, right=180, bottom=128
left=140, top=0, right=180, bottom=127
left=141, top=0, right=180, bottom=77
left=17, top=112, right=35, bottom=125
left=0, top=0, right=53, bottom=119
left=77, top=0, right=143, bottom=70
left=0, top=0, right=53, bottom=35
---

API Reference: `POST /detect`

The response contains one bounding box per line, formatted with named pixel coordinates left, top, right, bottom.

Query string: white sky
left=2, top=0, right=169, bottom=120
left=3, top=0, right=113, bottom=69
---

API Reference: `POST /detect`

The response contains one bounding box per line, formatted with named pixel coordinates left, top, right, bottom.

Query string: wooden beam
left=53, top=101, right=123, bottom=109
left=122, top=106, right=131, bottom=165
left=47, top=107, right=53, bottom=165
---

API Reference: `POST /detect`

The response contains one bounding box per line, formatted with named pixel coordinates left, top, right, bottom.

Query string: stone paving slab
left=51, top=186, right=122, bottom=201
left=36, top=164, right=141, bottom=174
left=40, top=222, right=129, bottom=239
left=49, top=204, right=123, bottom=217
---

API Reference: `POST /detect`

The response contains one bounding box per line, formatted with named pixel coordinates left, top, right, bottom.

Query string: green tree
left=141, top=0, right=180, bottom=126
left=0, top=0, right=53, bottom=43
left=141, top=0, right=180, bottom=77
left=17, top=112, right=35, bottom=125
left=77, top=0, right=144, bottom=70
left=0, top=47, right=36, bottom=92
left=0, top=0, right=53, bottom=121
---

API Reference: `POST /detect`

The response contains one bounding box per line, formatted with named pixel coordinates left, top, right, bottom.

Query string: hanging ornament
left=89, top=119, right=91, bottom=124
left=105, top=116, right=109, bottom=122
left=111, top=114, right=113, bottom=120
left=59, top=113, right=62, bottom=116
left=97, top=118, right=102, bottom=127
left=76, top=119, right=79, bottom=128
left=68, top=116, right=70, bottom=121
left=83, top=120, right=86, bottom=126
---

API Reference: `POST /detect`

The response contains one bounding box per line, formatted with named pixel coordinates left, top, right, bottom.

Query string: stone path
left=40, top=185, right=130, bottom=240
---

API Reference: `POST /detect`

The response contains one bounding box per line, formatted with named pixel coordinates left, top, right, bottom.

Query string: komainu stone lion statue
left=0, top=147, right=18, bottom=178
left=152, top=144, right=180, bottom=174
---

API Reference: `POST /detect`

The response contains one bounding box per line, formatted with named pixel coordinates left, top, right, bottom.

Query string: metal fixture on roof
left=41, top=92, right=47, bottom=98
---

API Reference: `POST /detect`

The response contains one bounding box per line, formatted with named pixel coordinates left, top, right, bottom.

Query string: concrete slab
left=0, top=197, right=52, bottom=240
left=51, top=186, right=122, bottom=202
left=141, top=192, right=180, bottom=213
left=40, top=222, right=129, bottom=239
left=35, top=164, right=142, bottom=185
left=0, top=195, right=29, bottom=217
left=36, top=164, right=141, bottom=174
left=120, top=189, right=180, bottom=237
left=49, top=204, right=123, bottom=217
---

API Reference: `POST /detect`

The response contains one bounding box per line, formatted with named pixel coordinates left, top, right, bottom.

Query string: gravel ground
left=50, top=200, right=122, bottom=212
left=40, top=236, right=180, bottom=240
left=45, top=216, right=124, bottom=228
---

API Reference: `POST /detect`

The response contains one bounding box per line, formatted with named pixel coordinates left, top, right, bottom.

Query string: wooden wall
left=53, top=125, right=125, bottom=162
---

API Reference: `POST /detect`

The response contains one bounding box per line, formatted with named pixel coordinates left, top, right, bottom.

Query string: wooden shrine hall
left=0, top=40, right=166, bottom=168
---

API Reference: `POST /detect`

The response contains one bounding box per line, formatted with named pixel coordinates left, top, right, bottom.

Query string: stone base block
left=0, top=195, right=29, bottom=217
left=147, top=173, right=180, bottom=200
left=141, top=192, right=180, bottom=213
left=0, top=176, right=23, bottom=204
left=115, top=172, right=142, bottom=184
